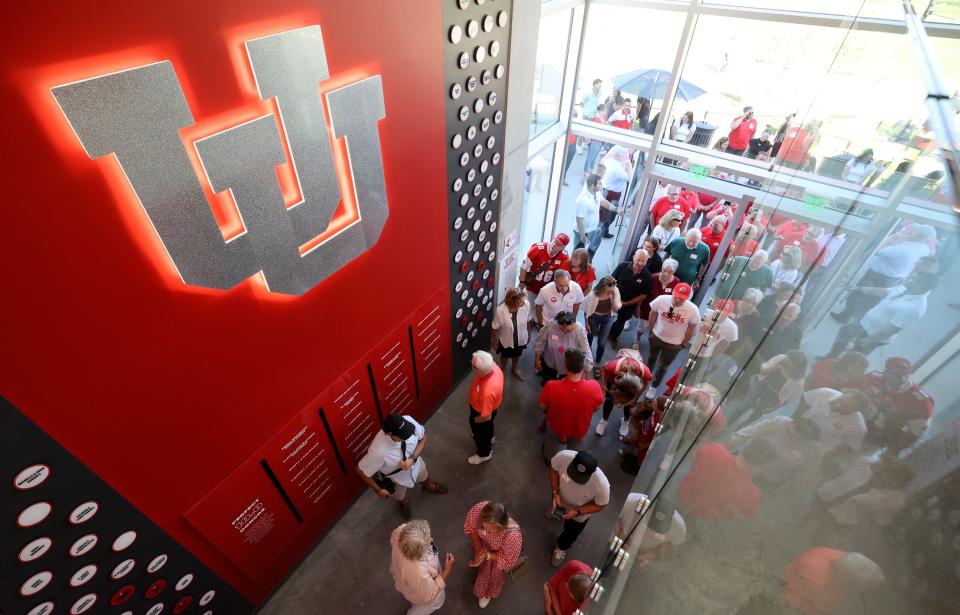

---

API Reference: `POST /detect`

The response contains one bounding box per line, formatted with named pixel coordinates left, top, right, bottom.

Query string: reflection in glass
left=530, top=9, right=572, bottom=139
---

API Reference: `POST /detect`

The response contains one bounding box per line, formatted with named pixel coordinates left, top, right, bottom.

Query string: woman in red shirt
left=560, top=248, right=597, bottom=295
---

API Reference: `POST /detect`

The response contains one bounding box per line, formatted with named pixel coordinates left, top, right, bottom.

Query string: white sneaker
left=619, top=418, right=630, bottom=437
left=552, top=548, right=567, bottom=568
left=595, top=419, right=608, bottom=436
left=479, top=597, right=491, bottom=609
left=645, top=387, right=657, bottom=400
left=468, top=454, right=493, bottom=465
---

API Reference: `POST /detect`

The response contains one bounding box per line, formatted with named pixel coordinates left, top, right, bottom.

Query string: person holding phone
left=726, top=106, right=758, bottom=156
left=389, top=520, right=455, bottom=615
left=463, top=501, right=523, bottom=609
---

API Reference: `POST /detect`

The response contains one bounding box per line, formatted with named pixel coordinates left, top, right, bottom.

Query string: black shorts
left=497, top=342, right=526, bottom=358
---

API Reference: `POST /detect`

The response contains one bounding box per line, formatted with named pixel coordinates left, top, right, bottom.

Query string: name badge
left=689, top=253, right=698, bottom=259
left=551, top=335, right=559, bottom=342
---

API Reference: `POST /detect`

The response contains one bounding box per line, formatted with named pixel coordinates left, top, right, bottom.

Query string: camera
left=551, top=506, right=567, bottom=521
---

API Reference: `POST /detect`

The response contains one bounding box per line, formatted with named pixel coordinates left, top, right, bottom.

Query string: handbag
left=504, top=528, right=529, bottom=581
left=372, top=441, right=409, bottom=494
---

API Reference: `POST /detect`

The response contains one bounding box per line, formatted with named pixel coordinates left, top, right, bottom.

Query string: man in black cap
left=357, top=413, right=447, bottom=519
left=613, top=493, right=686, bottom=567
left=548, top=449, right=610, bottom=567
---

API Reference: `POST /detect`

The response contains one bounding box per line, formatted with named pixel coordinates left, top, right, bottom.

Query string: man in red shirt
left=597, top=353, right=650, bottom=437
left=649, top=184, right=695, bottom=227
left=726, top=106, right=758, bottom=156
left=790, top=225, right=823, bottom=267
left=777, top=121, right=820, bottom=169
left=784, top=548, right=884, bottom=615
left=543, top=560, right=592, bottom=615
left=467, top=350, right=504, bottom=465
left=770, top=219, right=809, bottom=260
left=538, top=349, right=604, bottom=462
left=699, top=215, right=728, bottom=262
left=677, top=438, right=774, bottom=520
left=861, top=357, right=934, bottom=453
left=520, top=234, right=571, bottom=302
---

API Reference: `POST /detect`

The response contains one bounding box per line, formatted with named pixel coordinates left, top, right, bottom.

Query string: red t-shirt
left=775, top=221, right=808, bottom=246
left=728, top=116, right=758, bottom=150
left=548, top=560, right=592, bottom=615
left=602, top=357, right=652, bottom=389
left=700, top=226, right=726, bottom=261
left=560, top=262, right=597, bottom=294
left=650, top=196, right=692, bottom=226
left=680, top=189, right=699, bottom=214
left=523, top=243, right=570, bottom=294
left=697, top=192, right=718, bottom=209
left=805, top=359, right=865, bottom=391
left=783, top=548, right=847, bottom=615
left=778, top=127, right=813, bottom=165
left=539, top=378, right=604, bottom=441
left=678, top=443, right=760, bottom=520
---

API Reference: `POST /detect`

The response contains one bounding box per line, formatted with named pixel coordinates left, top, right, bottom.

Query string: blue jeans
left=583, top=140, right=603, bottom=174
left=587, top=313, right=616, bottom=363
left=574, top=228, right=603, bottom=257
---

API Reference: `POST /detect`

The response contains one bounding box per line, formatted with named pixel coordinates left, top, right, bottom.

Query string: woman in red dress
left=463, top=501, right=523, bottom=609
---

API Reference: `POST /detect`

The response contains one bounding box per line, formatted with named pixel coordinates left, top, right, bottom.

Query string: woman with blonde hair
left=560, top=248, right=597, bottom=295
left=492, top=288, right=532, bottom=380
left=464, top=500, right=523, bottom=609
left=582, top=276, right=622, bottom=364
left=650, top=209, right=684, bottom=256
left=390, top=520, right=455, bottom=614
left=767, top=245, right=804, bottom=296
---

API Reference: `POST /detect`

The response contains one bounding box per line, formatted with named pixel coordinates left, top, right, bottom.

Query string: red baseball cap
left=715, top=299, right=735, bottom=316
left=673, top=283, right=692, bottom=300
left=553, top=233, right=571, bottom=246
left=884, top=357, right=913, bottom=375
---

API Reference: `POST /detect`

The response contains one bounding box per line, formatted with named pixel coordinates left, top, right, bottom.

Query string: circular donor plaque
left=473, top=144, right=483, bottom=158
left=111, top=585, right=135, bottom=606
left=473, top=98, right=484, bottom=113
left=450, top=83, right=462, bottom=99
left=18, top=502, right=52, bottom=528
left=467, top=206, right=477, bottom=220
left=69, top=501, right=99, bottom=525
left=474, top=45, right=486, bottom=63
left=473, top=183, right=482, bottom=197
left=460, top=193, right=469, bottom=206
left=473, top=219, right=482, bottom=232
left=449, top=24, right=463, bottom=44
left=146, top=578, right=168, bottom=598
left=466, top=240, right=476, bottom=252
left=27, top=602, right=54, bottom=615
left=480, top=70, right=491, bottom=86
left=485, top=175, right=494, bottom=188
left=480, top=160, right=489, bottom=173
left=481, top=117, right=491, bottom=131
left=14, top=464, right=51, bottom=490
left=452, top=177, right=463, bottom=192
left=491, top=188, right=500, bottom=200
left=19, top=537, right=53, bottom=562
left=466, top=75, right=477, bottom=92
left=70, top=564, right=98, bottom=588
left=467, top=125, right=478, bottom=140
left=459, top=152, right=470, bottom=167
left=495, top=64, right=505, bottom=79
left=453, top=217, right=463, bottom=230
left=486, top=135, right=496, bottom=149
left=199, top=590, right=216, bottom=606
left=457, top=0, right=469, bottom=8
left=20, top=570, right=53, bottom=596
left=70, top=593, right=97, bottom=615
left=479, top=197, right=488, bottom=210
left=111, top=559, right=136, bottom=580
left=457, top=52, right=469, bottom=70
left=69, top=534, right=98, bottom=558
left=482, top=14, right=494, bottom=31
left=487, top=91, right=497, bottom=106
left=461, top=338, right=469, bottom=348
left=494, top=109, right=504, bottom=124
left=459, top=105, right=470, bottom=121
left=492, top=153, right=501, bottom=165
left=459, top=229, right=469, bottom=242
left=467, top=168, right=477, bottom=182
left=489, top=40, right=500, bottom=57
left=145, top=603, right=164, bottom=615
left=466, top=19, right=479, bottom=37
left=451, top=133, right=462, bottom=149
left=454, top=250, right=463, bottom=264
left=497, top=10, right=508, bottom=27
left=147, top=554, right=168, bottom=574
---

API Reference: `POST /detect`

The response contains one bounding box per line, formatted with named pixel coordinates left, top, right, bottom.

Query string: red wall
left=0, top=0, right=449, bottom=603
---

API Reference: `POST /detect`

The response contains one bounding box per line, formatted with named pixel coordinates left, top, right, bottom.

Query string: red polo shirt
left=539, top=377, right=603, bottom=441
left=650, top=196, right=693, bottom=226
left=470, top=364, right=504, bottom=417
left=700, top=225, right=726, bottom=260
left=784, top=548, right=847, bottom=615
left=549, top=560, right=592, bottom=615
left=728, top=116, right=758, bottom=150
left=678, top=443, right=760, bottom=520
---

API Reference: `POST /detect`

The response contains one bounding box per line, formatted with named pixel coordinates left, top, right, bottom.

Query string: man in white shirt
left=535, top=270, right=584, bottom=326
left=827, top=271, right=936, bottom=358
left=614, top=494, right=686, bottom=566
left=600, top=155, right=630, bottom=238
left=644, top=283, right=700, bottom=395
left=357, top=414, right=448, bottom=519
left=686, top=299, right=738, bottom=384
left=800, top=388, right=871, bottom=453
left=581, top=78, right=602, bottom=121
left=575, top=174, right=621, bottom=257
left=549, top=450, right=610, bottom=567
left=831, top=224, right=935, bottom=323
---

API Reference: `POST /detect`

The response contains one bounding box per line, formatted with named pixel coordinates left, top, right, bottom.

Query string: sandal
left=423, top=481, right=448, bottom=494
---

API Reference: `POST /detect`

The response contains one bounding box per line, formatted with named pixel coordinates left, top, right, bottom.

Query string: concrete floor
left=257, top=347, right=643, bottom=614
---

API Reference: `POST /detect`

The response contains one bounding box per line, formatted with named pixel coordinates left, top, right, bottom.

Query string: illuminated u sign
left=52, top=26, right=388, bottom=296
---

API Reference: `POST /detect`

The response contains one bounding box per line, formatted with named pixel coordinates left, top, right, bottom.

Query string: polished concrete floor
left=257, top=347, right=642, bottom=614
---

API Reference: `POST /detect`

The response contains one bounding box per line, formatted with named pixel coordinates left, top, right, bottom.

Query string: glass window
left=702, top=0, right=912, bottom=20
left=530, top=9, right=573, bottom=139
left=518, top=141, right=558, bottom=256
left=575, top=5, right=686, bottom=135
left=921, top=0, right=960, bottom=22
